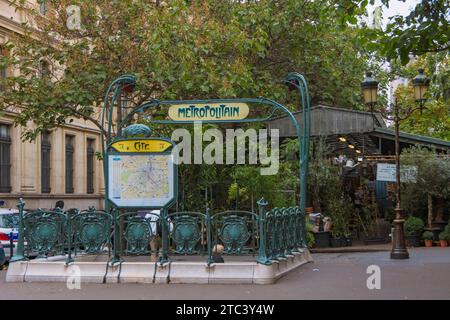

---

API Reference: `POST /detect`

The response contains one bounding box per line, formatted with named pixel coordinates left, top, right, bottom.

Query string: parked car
left=0, top=242, right=5, bottom=268
left=0, top=208, right=20, bottom=260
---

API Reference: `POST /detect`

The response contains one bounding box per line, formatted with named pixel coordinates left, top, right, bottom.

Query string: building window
left=86, top=138, right=95, bottom=194
left=65, top=135, right=74, bottom=194
left=41, top=132, right=51, bottom=193
left=0, top=124, right=11, bottom=193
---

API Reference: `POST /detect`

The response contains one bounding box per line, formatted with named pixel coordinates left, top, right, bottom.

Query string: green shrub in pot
left=405, top=217, right=424, bottom=236
left=404, top=216, right=424, bottom=247
left=422, top=231, right=434, bottom=240
left=438, top=231, right=448, bottom=241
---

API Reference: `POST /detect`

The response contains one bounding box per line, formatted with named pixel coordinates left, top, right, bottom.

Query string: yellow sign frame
left=111, top=139, right=172, bottom=153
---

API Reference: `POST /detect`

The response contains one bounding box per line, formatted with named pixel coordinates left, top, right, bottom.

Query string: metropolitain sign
left=168, top=103, right=249, bottom=121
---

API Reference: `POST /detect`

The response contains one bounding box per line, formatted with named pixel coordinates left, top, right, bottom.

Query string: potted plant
left=343, top=231, right=353, bottom=247
left=422, top=231, right=434, bottom=247
left=330, top=231, right=344, bottom=247
left=327, top=194, right=351, bottom=248
left=405, top=217, right=424, bottom=247
left=438, top=231, right=449, bottom=247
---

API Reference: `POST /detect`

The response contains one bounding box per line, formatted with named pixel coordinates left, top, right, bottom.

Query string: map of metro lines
left=108, top=154, right=174, bottom=207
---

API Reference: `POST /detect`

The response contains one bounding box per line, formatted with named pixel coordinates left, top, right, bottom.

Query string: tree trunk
left=427, top=194, right=433, bottom=228
left=435, top=198, right=445, bottom=223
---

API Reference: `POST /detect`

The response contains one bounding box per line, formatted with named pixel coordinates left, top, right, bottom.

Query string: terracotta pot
left=424, top=239, right=433, bottom=247
left=440, top=240, right=448, bottom=247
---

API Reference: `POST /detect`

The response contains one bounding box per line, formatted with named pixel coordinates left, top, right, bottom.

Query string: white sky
left=366, top=0, right=420, bottom=28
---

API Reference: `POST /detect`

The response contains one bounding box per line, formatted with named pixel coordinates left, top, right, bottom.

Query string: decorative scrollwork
left=123, top=124, right=152, bottom=138
left=72, top=211, right=112, bottom=254
left=172, top=215, right=201, bottom=254
left=23, top=210, right=67, bottom=258
left=124, top=216, right=154, bottom=255
left=219, top=215, right=250, bottom=254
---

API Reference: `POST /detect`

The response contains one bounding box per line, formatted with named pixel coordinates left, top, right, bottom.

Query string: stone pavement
left=311, top=242, right=391, bottom=253
left=1, top=247, right=449, bottom=300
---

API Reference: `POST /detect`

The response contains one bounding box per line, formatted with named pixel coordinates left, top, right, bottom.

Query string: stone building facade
left=0, top=1, right=104, bottom=210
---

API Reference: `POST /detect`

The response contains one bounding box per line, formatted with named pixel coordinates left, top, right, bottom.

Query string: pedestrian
left=212, top=244, right=224, bottom=263
left=143, top=210, right=173, bottom=262
left=53, top=200, right=64, bottom=211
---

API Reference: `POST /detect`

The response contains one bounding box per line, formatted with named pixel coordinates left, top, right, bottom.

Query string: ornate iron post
left=390, top=98, right=409, bottom=259
left=65, top=214, right=74, bottom=265
left=206, top=208, right=214, bottom=265
left=284, top=73, right=311, bottom=247
left=160, top=207, right=169, bottom=264
left=361, top=69, right=430, bottom=260
left=10, top=198, right=26, bottom=262
left=257, top=197, right=271, bottom=265
left=111, top=208, right=121, bottom=264
left=100, top=75, right=136, bottom=264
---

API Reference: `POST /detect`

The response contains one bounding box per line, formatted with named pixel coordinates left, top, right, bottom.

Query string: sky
left=364, top=1, right=421, bottom=107
left=366, top=0, right=420, bottom=28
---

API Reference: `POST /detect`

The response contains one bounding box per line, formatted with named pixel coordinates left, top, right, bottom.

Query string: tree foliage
left=0, top=0, right=371, bottom=140
left=391, top=53, right=450, bottom=140
left=337, top=0, right=449, bottom=65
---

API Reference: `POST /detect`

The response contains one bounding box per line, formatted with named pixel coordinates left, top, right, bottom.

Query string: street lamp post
left=361, top=69, right=430, bottom=260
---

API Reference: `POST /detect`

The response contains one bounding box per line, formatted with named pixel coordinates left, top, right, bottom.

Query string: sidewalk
left=311, top=241, right=391, bottom=253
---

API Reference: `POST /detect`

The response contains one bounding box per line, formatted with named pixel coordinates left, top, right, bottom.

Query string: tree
left=391, top=53, right=450, bottom=140
left=336, top=0, right=449, bottom=64
left=401, top=146, right=450, bottom=227
left=0, top=0, right=372, bottom=141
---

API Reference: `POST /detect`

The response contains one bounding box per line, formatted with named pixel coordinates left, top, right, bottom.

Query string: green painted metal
left=169, top=213, right=203, bottom=254
left=70, top=208, right=112, bottom=254
left=10, top=72, right=310, bottom=266
left=113, top=211, right=160, bottom=258
left=13, top=71, right=308, bottom=265
left=256, top=198, right=271, bottom=265
left=220, top=215, right=251, bottom=254
left=124, top=216, right=154, bottom=255
left=123, top=124, right=152, bottom=138
left=160, top=207, right=169, bottom=263
left=11, top=199, right=307, bottom=265
left=210, top=210, right=258, bottom=256
left=22, top=209, right=67, bottom=258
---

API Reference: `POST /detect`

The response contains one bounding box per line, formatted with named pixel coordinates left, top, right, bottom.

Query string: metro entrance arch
left=100, top=72, right=311, bottom=264
left=8, top=73, right=312, bottom=284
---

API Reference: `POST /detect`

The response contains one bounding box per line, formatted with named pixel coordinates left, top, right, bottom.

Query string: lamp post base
left=390, top=218, right=409, bottom=260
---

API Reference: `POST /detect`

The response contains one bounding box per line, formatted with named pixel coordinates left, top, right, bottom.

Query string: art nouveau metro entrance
left=7, top=72, right=313, bottom=284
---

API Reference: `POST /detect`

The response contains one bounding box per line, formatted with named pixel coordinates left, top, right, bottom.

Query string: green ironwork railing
left=11, top=198, right=306, bottom=266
